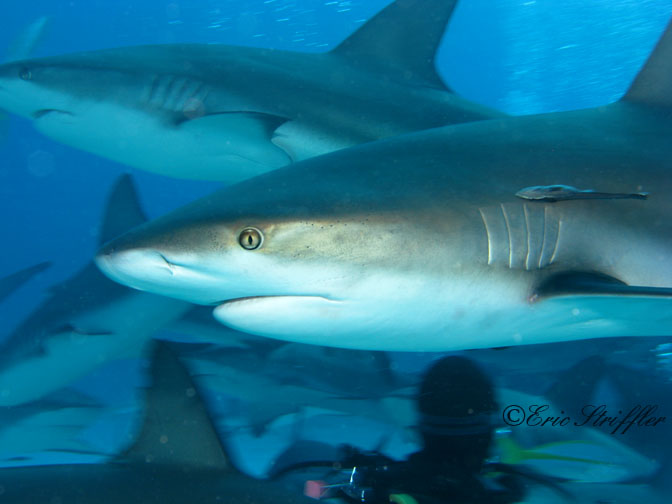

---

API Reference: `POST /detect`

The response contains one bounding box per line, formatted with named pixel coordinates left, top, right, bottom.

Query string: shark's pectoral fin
left=533, top=271, right=672, bottom=301
left=177, top=111, right=292, bottom=167
left=214, top=296, right=343, bottom=339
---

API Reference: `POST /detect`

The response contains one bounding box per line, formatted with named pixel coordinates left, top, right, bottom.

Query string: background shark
left=0, top=388, right=106, bottom=463
left=182, top=345, right=417, bottom=438
left=0, top=340, right=320, bottom=504
left=0, top=175, right=192, bottom=406
left=97, top=17, right=672, bottom=351
left=0, top=0, right=501, bottom=182
left=0, top=173, right=273, bottom=407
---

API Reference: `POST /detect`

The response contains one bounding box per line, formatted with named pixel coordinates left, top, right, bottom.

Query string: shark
left=96, top=17, right=672, bottom=352
left=0, top=173, right=272, bottom=407
left=0, top=0, right=500, bottom=182
left=0, top=340, right=320, bottom=504
left=0, top=175, right=192, bottom=406
left=0, top=388, right=106, bottom=462
left=182, top=347, right=417, bottom=438
left=181, top=341, right=414, bottom=400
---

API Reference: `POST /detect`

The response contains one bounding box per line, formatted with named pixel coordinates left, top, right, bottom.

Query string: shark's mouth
left=217, top=294, right=335, bottom=306
left=33, top=108, right=74, bottom=119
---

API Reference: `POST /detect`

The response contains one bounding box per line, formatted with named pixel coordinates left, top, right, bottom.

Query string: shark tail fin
left=117, top=341, right=232, bottom=471
left=100, top=174, right=148, bottom=246
left=332, top=0, right=457, bottom=89
left=624, top=17, right=672, bottom=106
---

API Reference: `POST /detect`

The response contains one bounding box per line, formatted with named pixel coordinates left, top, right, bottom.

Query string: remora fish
left=95, top=19, right=672, bottom=352
left=0, top=0, right=500, bottom=182
left=0, top=341, right=318, bottom=504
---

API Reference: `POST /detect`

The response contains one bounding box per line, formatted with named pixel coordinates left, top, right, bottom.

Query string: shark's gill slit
left=500, top=203, right=513, bottom=268
left=538, top=206, right=548, bottom=269
left=478, top=208, right=493, bottom=265
left=523, top=204, right=532, bottom=271
left=145, top=74, right=161, bottom=105
left=549, top=219, right=563, bottom=265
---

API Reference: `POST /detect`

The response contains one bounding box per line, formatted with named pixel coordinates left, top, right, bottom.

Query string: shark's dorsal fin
left=624, top=18, right=672, bottom=106
left=100, top=174, right=148, bottom=246
left=117, top=341, right=231, bottom=471
left=332, top=0, right=458, bottom=89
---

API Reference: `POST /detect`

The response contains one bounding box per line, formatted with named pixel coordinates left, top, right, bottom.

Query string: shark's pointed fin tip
left=116, top=341, right=232, bottom=472
left=624, top=17, right=672, bottom=106
left=331, top=0, right=457, bottom=90
left=100, top=174, right=148, bottom=246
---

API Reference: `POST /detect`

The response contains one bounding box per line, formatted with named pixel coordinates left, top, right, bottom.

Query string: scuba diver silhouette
left=278, top=356, right=527, bottom=504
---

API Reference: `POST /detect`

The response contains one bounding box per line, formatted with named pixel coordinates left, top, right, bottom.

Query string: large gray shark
left=0, top=340, right=318, bottom=504
left=96, top=18, right=672, bottom=351
left=0, top=0, right=500, bottom=182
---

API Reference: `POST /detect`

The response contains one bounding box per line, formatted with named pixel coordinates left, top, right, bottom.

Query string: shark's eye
left=19, top=67, right=32, bottom=81
left=239, top=227, right=263, bottom=250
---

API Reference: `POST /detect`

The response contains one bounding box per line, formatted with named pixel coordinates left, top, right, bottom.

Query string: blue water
left=0, top=0, right=671, bottom=490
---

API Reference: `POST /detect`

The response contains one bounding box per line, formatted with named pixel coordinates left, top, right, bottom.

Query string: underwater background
left=1, top=0, right=672, bottom=495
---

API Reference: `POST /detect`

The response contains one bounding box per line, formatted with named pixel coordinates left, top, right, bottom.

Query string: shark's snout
left=95, top=246, right=175, bottom=291
left=95, top=232, right=225, bottom=305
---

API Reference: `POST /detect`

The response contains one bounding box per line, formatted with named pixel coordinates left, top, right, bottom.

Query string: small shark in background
left=0, top=388, right=105, bottom=463
left=184, top=342, right=414, bottom=399
left=97, top=18, right=672, bottom=351
left=180, top=344, right=416, bottom=437
left=0, top=173, right=274, bottom=407
left=0, top=261, right=50, bottom=304
left=0, top=175, right=191, bottom=406
left=0, top=340, right=320, bottom=504
left=0, top=0, right=501, bottom=182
